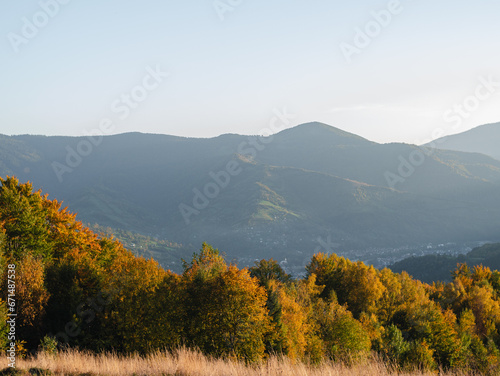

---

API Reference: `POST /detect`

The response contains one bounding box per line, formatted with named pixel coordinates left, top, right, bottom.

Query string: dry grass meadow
left=3, top=348, right=478, bottom=376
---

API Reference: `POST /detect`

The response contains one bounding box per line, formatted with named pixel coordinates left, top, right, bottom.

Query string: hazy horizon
left=2, top=1, right=500, bottom=144
left=3, top=120, right=500, bottom=147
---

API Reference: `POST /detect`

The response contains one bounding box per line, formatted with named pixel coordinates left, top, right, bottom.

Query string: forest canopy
left=1, top=176, right=500, bottom=374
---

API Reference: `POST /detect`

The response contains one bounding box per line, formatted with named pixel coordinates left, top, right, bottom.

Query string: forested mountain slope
left=1, top=122, right=500, bottom=269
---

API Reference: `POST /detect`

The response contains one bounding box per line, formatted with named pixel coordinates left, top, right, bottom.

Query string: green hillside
left=390, top=243, right=500, bottom=283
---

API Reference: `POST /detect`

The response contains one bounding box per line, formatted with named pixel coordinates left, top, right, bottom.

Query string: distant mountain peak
left=426, top=121, right=500, bottom=161
left=277, top=122, right=373, bottom=145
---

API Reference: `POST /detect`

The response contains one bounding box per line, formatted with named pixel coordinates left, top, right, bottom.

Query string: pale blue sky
left=1, top=0, right=499, bottom=143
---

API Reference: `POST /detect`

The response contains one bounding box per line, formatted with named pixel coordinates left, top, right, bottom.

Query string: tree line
left=1, top=176, right=500, bottom=374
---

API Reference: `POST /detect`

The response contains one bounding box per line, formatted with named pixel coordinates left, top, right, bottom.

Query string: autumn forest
left=1, top=176, right=500, bottom=375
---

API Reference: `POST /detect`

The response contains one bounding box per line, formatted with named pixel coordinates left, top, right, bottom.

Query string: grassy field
left=2, top=348, right=477, bottom=376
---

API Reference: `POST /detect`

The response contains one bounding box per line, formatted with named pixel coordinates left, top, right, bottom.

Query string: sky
left=1, top=0, right=500, bottom=144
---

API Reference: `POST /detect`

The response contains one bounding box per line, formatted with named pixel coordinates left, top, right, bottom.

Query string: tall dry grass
left=13, top=348, right=474, bottom=376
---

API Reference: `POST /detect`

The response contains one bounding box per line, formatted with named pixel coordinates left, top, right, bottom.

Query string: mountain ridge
left=1, top=121, right=500, bottom=272
left=424, top=121, right=500, bottom=161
